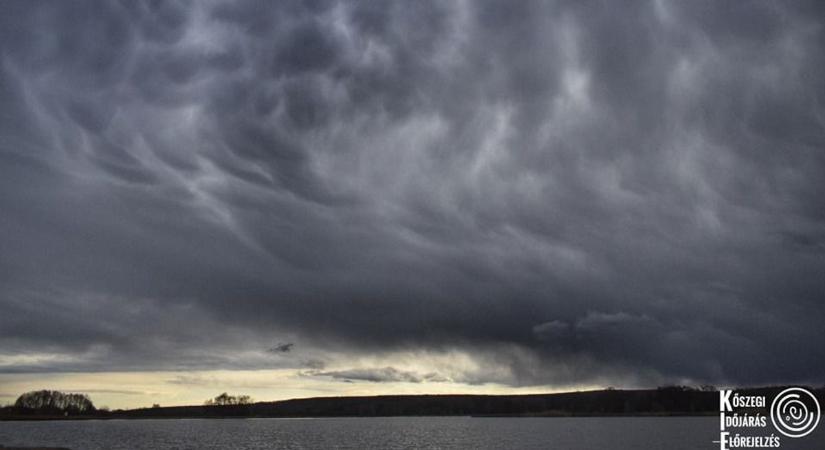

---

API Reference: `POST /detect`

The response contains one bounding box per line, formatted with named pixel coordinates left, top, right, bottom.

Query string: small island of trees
left=11, top=390, right=95, bottom=416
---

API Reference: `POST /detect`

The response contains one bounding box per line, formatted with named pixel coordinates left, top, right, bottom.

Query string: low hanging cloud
left=310, top=367, right=450, bottom=384
left=268, top=343, right=294, bottom=354
left=1, top=0, right=824, bottom=389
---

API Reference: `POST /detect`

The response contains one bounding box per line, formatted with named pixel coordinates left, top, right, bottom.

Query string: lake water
left=1, top=417, right=822, bottom=449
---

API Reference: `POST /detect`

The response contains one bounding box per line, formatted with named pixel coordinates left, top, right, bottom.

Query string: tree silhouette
left=14, top=390, right=95, bottom=415
left=204, top=393, right=253, bottom=406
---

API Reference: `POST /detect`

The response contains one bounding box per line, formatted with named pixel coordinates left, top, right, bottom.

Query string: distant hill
left=2, top=386, right=823, bottom=420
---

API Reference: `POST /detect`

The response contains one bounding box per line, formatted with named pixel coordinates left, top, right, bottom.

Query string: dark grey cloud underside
left=1, top=0, right=825, bottom=386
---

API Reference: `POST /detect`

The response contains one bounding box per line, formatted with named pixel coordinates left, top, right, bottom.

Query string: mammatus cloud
left=1, top=0, right=824, bottom=392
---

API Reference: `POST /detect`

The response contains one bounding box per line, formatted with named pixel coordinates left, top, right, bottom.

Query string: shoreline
left=3, top=387, right=816, bottom=422
left=1, top=412, right=719, bottom=421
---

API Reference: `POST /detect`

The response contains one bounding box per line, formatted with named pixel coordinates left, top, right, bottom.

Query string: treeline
left=3, top=386, right=823, bottom=419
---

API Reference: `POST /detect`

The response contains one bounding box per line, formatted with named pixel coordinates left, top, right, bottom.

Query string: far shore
left=0, top=411, right=720, bottom=421
left=5, top=386, right=816, bottom=421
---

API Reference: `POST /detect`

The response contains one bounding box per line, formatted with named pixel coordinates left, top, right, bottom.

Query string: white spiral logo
left=770, top=387, right=820, bottom=438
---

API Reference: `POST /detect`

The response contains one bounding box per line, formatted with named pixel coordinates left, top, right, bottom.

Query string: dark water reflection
left=1, top=417, right=822, bottom=449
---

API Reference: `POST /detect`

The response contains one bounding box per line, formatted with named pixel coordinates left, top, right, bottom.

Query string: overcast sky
left=2, top=0, right=825, bottom=408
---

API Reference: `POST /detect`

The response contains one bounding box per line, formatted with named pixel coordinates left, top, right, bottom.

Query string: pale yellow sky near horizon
left=0, top=370, right=595, bottom=410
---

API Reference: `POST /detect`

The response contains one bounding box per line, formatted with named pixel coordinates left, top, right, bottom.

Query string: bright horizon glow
left=0, top=371, right=600, bottom=410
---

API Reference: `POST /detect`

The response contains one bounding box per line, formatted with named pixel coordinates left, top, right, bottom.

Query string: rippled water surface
left=1, top=416, right=823, bottom=449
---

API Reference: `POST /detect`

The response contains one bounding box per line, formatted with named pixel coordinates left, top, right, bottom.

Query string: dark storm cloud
left=1, top=0, right=825, bottom=387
